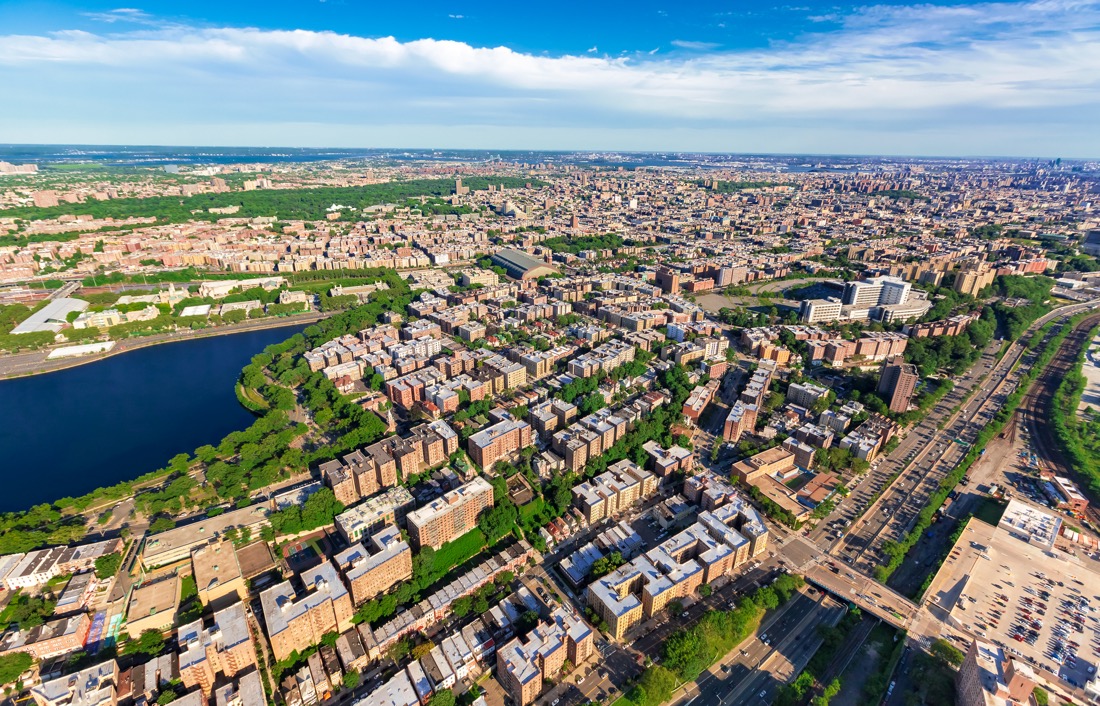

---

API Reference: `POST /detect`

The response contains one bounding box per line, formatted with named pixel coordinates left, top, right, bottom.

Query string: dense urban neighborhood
left=2, top=152, right=1100, bottom=706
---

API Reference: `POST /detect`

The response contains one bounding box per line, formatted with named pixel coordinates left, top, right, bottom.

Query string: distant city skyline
left=1, top=0, right=1098, bottom=157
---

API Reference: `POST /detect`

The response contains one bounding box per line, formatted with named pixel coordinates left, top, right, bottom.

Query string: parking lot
left=925, top=515, right=1100, bottom=688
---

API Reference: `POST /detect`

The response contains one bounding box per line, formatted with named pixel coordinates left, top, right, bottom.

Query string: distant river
left=0, top=324, right=306, bottom=513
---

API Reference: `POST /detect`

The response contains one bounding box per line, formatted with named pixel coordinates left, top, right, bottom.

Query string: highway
left=670, top=588, right=845, bottom=706
left=828, top=301, right=1100, bottom=576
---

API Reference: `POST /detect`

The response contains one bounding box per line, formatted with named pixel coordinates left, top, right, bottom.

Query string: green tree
left=149, top=517, right=176, bottom=533
left=343, top=670, right=361, bottom=689
left=930, top=637, right=965, bottom=667
left=122, top=629, right=166, bottom=657
left=428, top=688, right=456, bottom=706
left=0, top=652, right=32, bottom=685
left=94, top=552, right=123, bottom=580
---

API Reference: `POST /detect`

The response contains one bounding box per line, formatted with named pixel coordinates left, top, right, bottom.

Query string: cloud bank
left=1, top=0, right=1098, bottom=155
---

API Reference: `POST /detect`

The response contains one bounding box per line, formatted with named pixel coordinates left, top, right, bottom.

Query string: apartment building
left=334, top=487, right=416, bottom=544
left=572, top=460, right=657, bottom=525
left=528, top=399, right=577, bottom=436
left=723, top=402, right=758, bottom=443
left=587, top=496, right=767, bottom=640
left=334, top=526, right=413, bottom=606
left=954, top=264, right=996, bottom=297
left=682, top=379, right=720, bottom=423
left=406, top=476, right=495, bottom=550
left=327, top=421, right=462, bottom=485
left=213, top=670, right=265, bottom=706
left=496, top=608, right=595, bottom=706
left=178, top=603, right=257, bottom=694
left=877, top=355, right=919, bottom=414
left=956, top=638, right=1037, bottom=706
left=641, top=441, right=694, bottom=477
left=567, top=340, right=635, bottom=378
left=260, top=561, right=355, bottom=662
left=786, top=381, right=830, bottom=409
left=467, top=419, right=531, bottom=471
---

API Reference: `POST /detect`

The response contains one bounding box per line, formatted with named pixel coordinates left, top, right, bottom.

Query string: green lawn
left=433, top=528, right=488, bottom=570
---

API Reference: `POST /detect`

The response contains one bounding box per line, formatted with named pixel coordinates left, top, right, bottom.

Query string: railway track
left=1016, top=311, right=1100, bottom=527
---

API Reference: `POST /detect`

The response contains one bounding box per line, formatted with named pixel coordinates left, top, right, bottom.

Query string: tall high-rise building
left=877, top=355, right=919, bottom=413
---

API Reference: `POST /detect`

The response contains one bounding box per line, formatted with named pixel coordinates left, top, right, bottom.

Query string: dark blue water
left=0, top=325, right=305, bottom=512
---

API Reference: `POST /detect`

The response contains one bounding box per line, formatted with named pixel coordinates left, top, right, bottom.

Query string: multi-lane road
left=829, top=301, right=1100, bottom=577
left=671, top=588, right=845, bottom=706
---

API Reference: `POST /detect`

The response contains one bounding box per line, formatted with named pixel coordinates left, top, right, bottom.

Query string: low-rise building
left=191, top=540, right=248, bottom=611
left=143, top=505, right=270, bottom=569
left=0, top=613, right=90, bottom=660
left=125, top=574, right=181, bottom=638
left=32, top=660, right=118, bottom=706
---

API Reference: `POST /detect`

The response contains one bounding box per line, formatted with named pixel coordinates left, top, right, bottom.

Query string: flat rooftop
left=925, top=513, right=1100, bottom=689
left=128, top=575, right=180, bottom=622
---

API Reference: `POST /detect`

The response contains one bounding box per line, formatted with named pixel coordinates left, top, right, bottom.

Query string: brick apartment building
left=406, top=476, right=495, bottom=550
left=178, top=603, right=257, bottom=694
left=496, top=608, right=595, bottom=706
left=261, top=561, right=355, bottom=662
left=334, top=526, right=413, bottom=606
left=467, top=419, right=531, bottom=470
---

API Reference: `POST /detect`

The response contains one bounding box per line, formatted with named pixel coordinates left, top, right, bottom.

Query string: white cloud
left=81, top=7, right=175, bottom=27
left=670, top=39, right=721, bottom=50
left=1, top=0, right=1099, bottom=154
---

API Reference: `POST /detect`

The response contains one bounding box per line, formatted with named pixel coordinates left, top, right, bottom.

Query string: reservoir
left=0, top=324, right=306, bottom=513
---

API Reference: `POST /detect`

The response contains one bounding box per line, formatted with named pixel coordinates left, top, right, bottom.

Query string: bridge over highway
left=802, top=558, right=918, bottom=630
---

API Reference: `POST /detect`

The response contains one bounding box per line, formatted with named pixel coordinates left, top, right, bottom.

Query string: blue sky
left=0, top=0, right=1098, bottom=156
